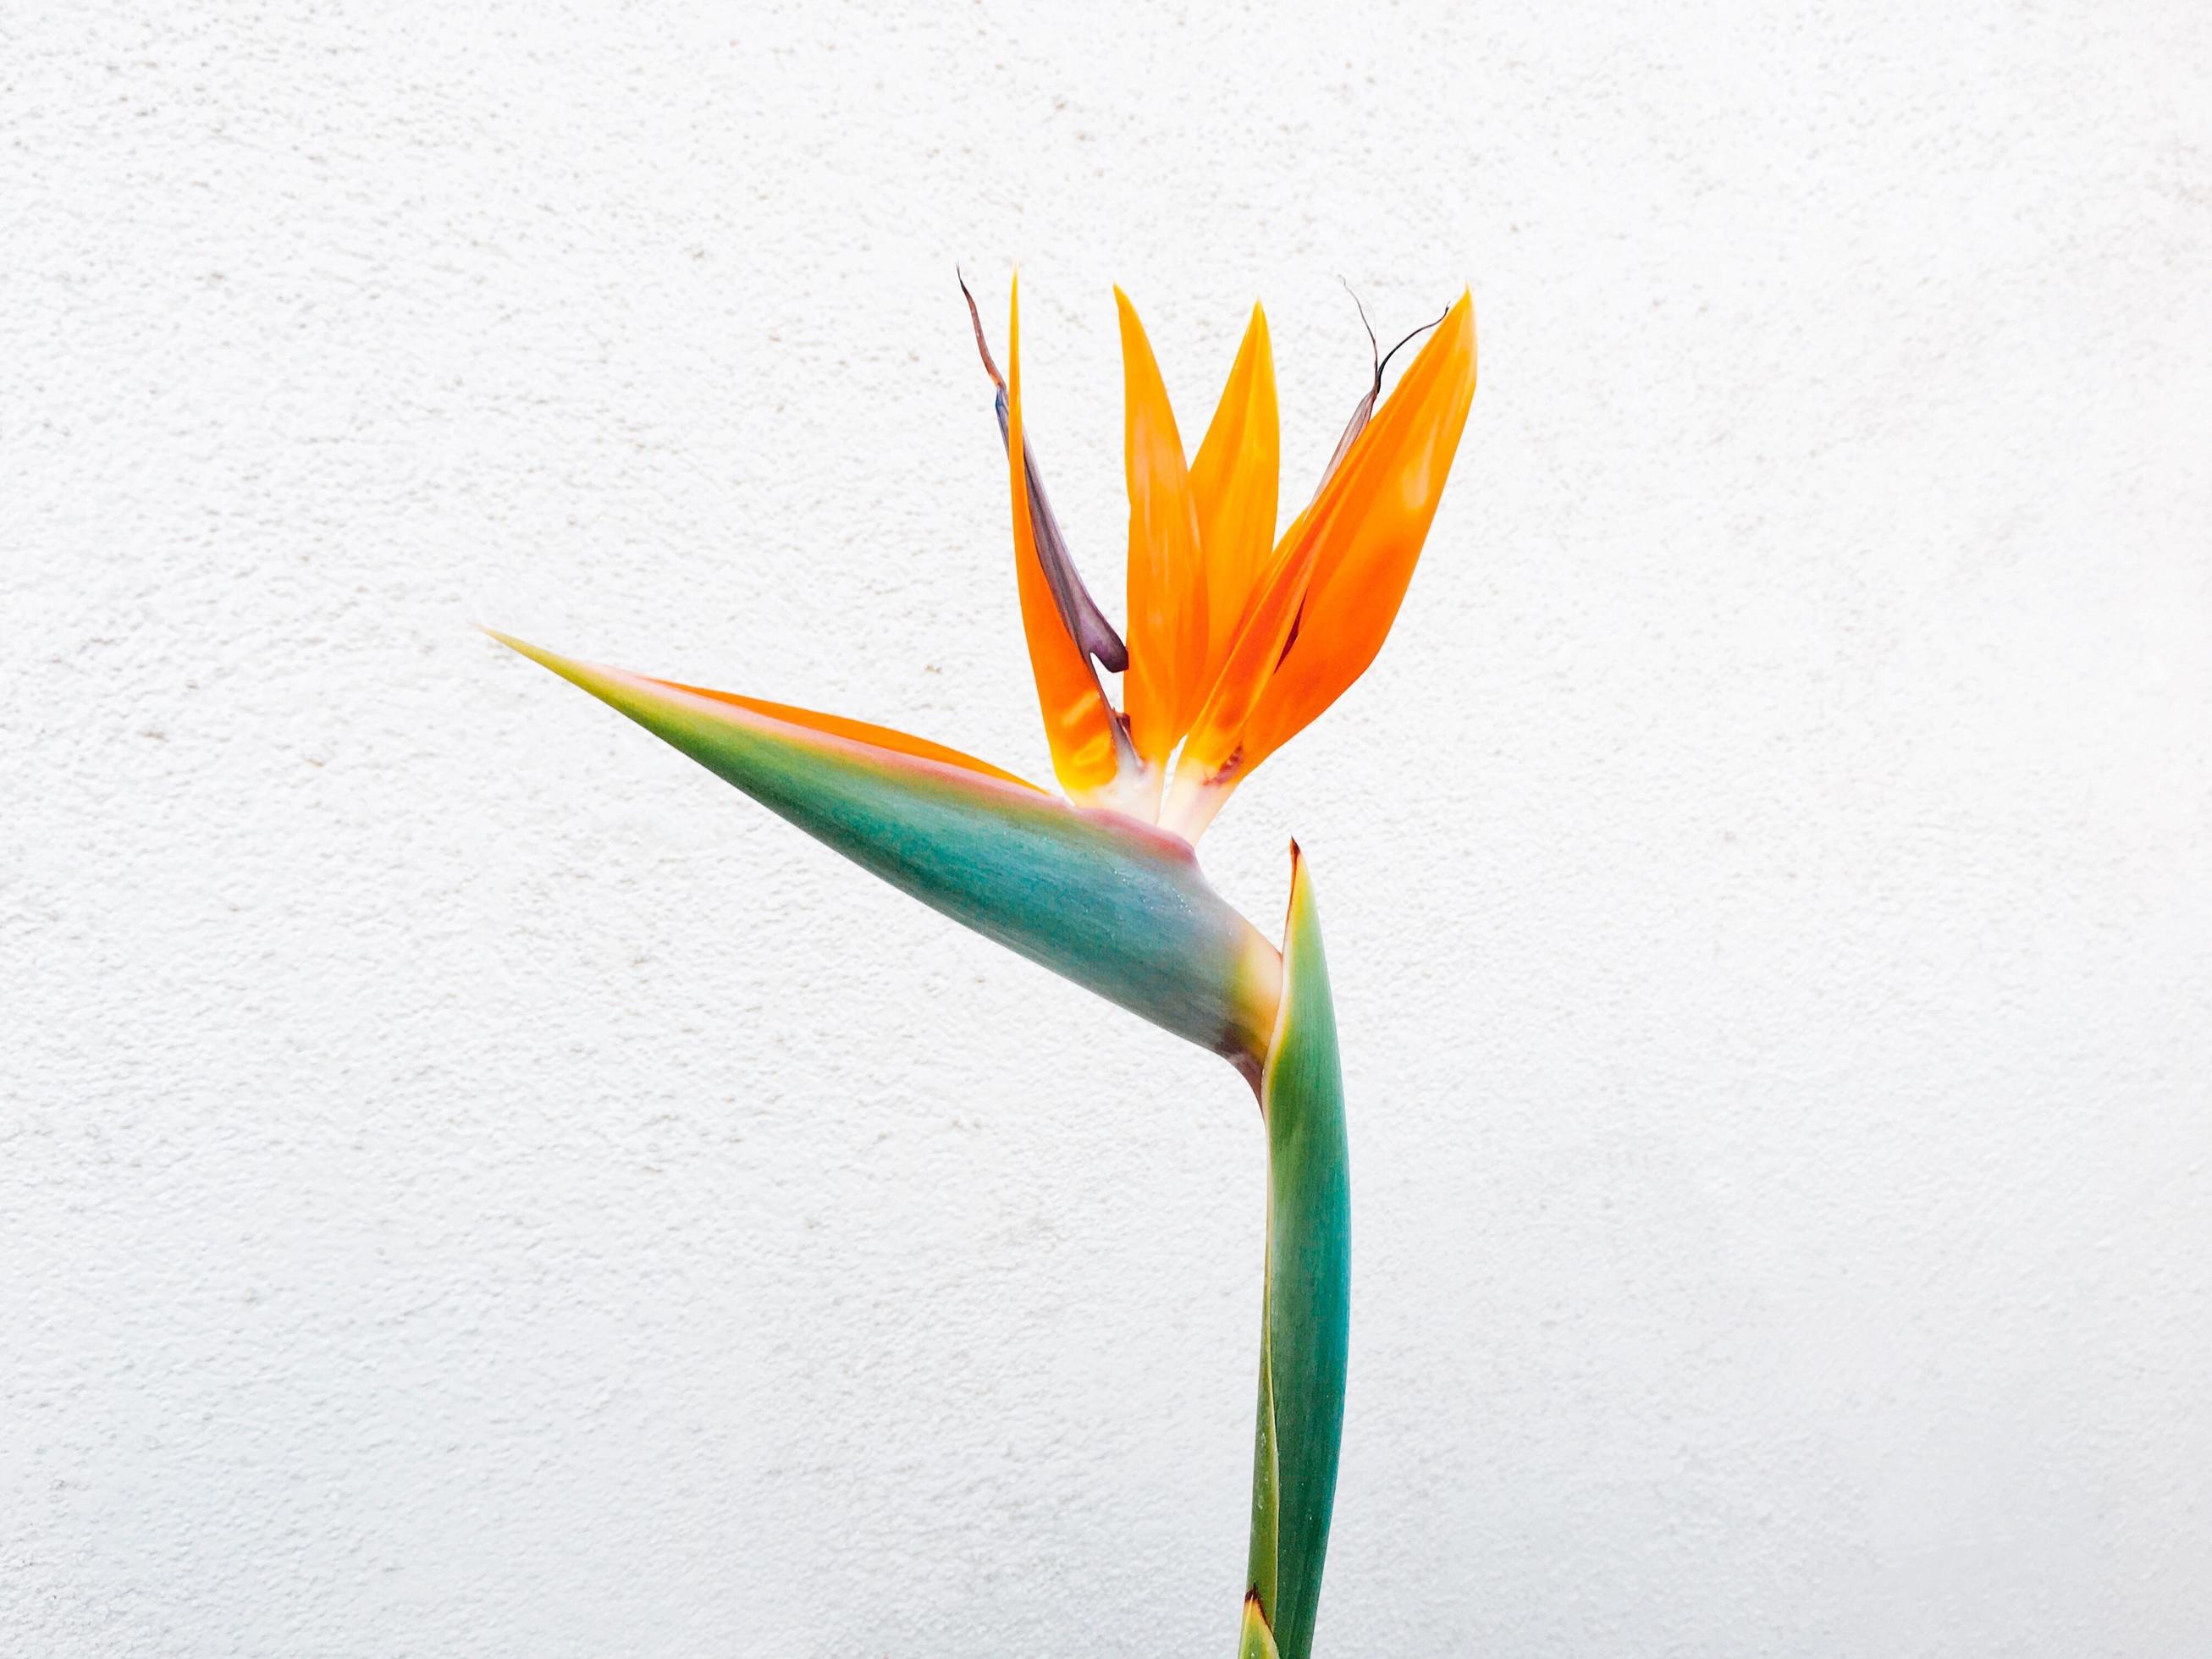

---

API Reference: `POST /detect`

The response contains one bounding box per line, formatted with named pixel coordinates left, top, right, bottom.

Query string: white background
left=5, top=3, right=2209, bottom=1654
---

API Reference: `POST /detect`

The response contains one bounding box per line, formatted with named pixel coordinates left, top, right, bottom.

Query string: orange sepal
left=1116, top=288, right=1210, bottom=767
left=1007, top=277, right=1128, bottom=799
left=1189, top=293, right=1476, bottom=796
left=1236, top=292, right=1476, bottom=770
left=1188, top=303, right=1281, bottom=697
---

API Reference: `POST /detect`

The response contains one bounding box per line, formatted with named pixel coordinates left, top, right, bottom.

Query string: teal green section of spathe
left=492, top=635, right=1277, bottom=1064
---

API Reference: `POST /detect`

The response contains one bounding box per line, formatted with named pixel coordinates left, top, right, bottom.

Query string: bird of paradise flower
left=492, top=273, right=1476, bottom=1658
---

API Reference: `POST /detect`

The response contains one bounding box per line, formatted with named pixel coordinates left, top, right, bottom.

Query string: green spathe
left=489, top=633, right=1278, bottom=1066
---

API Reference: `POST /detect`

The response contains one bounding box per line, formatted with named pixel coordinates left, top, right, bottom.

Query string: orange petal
left=1116, top=288, right=1210, bottom=768
left=1007, top=276, right=1128, bottom=799
left=1238, top=293, right=1476, bottom=776
left=1188, top=302, right=1281, bottom=697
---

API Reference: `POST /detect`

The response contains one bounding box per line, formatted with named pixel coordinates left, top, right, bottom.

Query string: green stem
left=1240, top=848, right=1349, bottom=1659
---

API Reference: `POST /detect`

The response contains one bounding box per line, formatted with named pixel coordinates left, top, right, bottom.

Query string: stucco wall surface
left=5, top=3, right=2209, bottom=1654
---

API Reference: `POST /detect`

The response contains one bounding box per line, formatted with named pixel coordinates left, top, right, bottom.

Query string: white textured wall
left=6, top=2, right=2209, bottom=1654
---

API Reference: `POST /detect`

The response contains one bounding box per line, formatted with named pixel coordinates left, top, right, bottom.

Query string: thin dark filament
left=1316, top=289, right=1448, bottom=495
left=1379, top=306, right=1449, bottom=384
